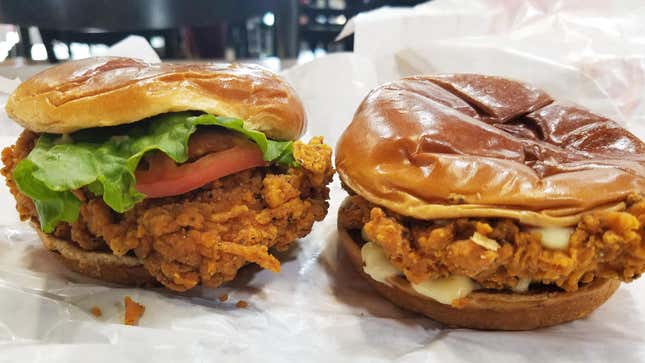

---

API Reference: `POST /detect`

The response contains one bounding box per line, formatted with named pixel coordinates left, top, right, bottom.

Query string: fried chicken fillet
left=339, top=193, right=645, bottom=293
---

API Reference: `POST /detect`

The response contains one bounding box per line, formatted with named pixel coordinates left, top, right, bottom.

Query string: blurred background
left=0, top=0, right=426, bottom=75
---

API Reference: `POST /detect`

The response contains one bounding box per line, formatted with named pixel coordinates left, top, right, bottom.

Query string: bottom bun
left=34, top=224, right=157, bottom=286
left=338, top=220, right=620, bottom=330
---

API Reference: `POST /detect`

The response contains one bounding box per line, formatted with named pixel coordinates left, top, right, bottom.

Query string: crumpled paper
left=338, top=0, right=645, bottom=140
left=1, top=2, right=645, bottom=362
left=103, top=35, right=162, bottom=64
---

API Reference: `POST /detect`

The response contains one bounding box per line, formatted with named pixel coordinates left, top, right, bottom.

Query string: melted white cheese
left=530, top=226, right=574, bottom=250
left=512, top=277, right=532, bottom=292
left=411, top=276, right=478, bottom=305
left=361, top=242, right=400, bottom=285
left=470, top=232, right=500, bottom=251
left=361, top=242, right=478, bottom=304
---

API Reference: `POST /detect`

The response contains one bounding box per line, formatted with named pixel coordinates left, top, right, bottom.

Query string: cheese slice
left=410, top=276, right=478, bottom=305
left=530, top=226, right=574, bottom=250
left=361, top=242, right=400, bottom=285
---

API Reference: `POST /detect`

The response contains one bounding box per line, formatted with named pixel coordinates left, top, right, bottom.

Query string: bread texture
left=335, top=74, right=645, bottom=227
left=6, top=57, right=305, bottom=140
left=338, top=222, right=620, bottom=330
left=34, top=224, right=156, bottom=286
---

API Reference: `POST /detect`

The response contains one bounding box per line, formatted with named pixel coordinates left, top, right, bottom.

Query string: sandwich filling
left=2, top=112, right=334, bottom=291
left=339, top=194, right=645, bottom=305
left=9, top=112, right=298, bottom=233
left=361, top=241, right=478, bottom=304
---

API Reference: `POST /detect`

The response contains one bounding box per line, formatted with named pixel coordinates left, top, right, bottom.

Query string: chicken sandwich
left=336, top=74, right=644, bottom=330
left=2, top=57, right=333, bottom=292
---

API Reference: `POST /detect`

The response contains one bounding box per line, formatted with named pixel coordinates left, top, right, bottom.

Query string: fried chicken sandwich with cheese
left=1, top=57, right=333, bottom=292
left=336, top=74, right=645, bottom=330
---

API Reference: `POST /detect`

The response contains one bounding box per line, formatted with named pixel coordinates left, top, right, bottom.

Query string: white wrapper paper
left=1, top=2, right=645, bottom=361
left=338, top=0, right=645, bottom=140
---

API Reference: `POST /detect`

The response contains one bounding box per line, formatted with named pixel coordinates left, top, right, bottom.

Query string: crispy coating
left=1, top=130, right=38, bottom=221
left=2, top=131, right=333, bottom=291
left=124, top=296, right=145, bottom=325
left=339, top=194, right=645, bottom=292
left=90, top=306, right=102, bottom=317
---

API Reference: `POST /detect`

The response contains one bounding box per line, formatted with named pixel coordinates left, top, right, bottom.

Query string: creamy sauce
left=361, top=242, right=400, bottom=285
left=361, top=242, right=478, bottom=304
left=411, top=276, right=478, bottom=305
left=530, top=226, right=574, bottom=250
left=470, top=232, right=500, bottom=251
left=512, top=277, right=531, bottom=292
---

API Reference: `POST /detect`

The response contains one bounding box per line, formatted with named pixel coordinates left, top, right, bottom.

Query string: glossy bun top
left=6, top=57, right=306, bottom=140
left=336, top=74, right=645, bottom=226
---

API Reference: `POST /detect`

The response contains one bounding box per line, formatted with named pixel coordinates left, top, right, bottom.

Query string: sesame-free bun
left=338, top=221, right=620, bottom=330
left=6, top=57, right=305, bottom=140
left=336, top=74, right=645, bottom=227
left=34, top=224, right=156, bottom=286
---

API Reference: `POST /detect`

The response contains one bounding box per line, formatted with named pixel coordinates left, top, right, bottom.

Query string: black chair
left=0, top=0, right=298, bottom=61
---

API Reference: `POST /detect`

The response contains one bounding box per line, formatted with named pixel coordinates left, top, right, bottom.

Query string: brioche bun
left=338, top=220, right=620, bottom=330
left=6, top=57, right=305, bottom=140
left=335, top=74, right=645, bottom=227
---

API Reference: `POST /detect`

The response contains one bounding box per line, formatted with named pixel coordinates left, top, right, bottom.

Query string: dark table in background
left=0, top=0, right=299, bottom=61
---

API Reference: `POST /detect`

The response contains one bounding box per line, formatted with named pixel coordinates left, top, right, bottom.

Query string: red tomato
left=135, top=145, right=267, bottom=198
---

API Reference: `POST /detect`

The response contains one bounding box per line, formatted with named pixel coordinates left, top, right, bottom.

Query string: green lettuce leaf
left=13, top=159, right=81, bottom=232
left=14, top=112, right=297, bottom=232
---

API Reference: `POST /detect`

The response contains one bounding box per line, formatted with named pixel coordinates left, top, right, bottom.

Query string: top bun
left=6, top=57, right=305, bottom=140
left=336, top=74, right=645, bottom=226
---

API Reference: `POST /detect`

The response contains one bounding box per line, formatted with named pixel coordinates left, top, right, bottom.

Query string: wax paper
left=1, top=1, right=645, bottom=361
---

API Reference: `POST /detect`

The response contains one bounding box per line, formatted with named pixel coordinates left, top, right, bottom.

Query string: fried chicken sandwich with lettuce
left=2, top=57, right=333, bottom=292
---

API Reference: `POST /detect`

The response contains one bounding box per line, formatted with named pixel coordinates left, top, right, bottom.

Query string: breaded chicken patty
left=339, top=194, right=645, bottom=292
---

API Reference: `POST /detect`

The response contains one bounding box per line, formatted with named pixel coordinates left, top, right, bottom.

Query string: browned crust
left=6, top=57, right=305, bottom=140
left=338, top=217, right=620, bottom=330
left=33, top=224, right=156, bottom=286
left=335, top=74, right=645, bottom=225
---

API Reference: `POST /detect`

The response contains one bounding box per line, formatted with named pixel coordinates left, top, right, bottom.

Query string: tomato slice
left=135, top=145, right=267, bottom=198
